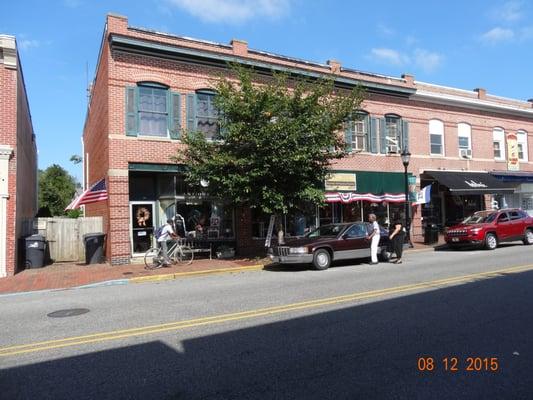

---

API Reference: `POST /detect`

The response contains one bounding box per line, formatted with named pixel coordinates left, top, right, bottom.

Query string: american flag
left=65, top=178, right=108, bottom=210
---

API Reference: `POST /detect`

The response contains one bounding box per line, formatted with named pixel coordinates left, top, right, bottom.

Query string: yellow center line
left=1, top=263, right=532, bottom=358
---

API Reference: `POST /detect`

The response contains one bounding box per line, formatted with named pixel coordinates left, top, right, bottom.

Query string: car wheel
left=485, top=233, right=498, bottom=250
left=523, top=229, right=533, bottom=245
left=313, top=249, right=331, bottom=271
left=379, top=248, right=391, bottom=262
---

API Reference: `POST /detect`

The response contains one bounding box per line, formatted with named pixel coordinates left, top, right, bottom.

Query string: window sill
left=429, top=154, right=445, bottom=158
left=138, top=135, right=173, bottom=142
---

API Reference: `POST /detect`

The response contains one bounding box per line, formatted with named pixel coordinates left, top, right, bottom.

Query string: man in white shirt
left=366, top=213, right=380, bottom=265
left=158, top=219, right=177, bottom=265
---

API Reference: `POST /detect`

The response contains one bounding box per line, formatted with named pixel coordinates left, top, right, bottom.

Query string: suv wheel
left=485, top=233, right=498, bottom=250
left=313, top=249, right=331, bottom=270
left=523, top=229, right=533, bottom=245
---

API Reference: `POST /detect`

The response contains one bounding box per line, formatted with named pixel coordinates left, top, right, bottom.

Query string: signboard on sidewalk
left=264, top=215, right=276, bottom=248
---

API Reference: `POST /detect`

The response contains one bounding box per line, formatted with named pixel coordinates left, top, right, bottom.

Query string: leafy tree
left=176, top=66, right=364, bottom=241
left=38, top=164, right=77, bottom=216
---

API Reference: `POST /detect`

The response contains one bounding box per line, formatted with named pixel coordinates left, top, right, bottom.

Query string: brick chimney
left=401, top=73, right=415, bottom=86
left=106, top=13, right=128, bottom=35
left=231, top=39, right=248, bottom=57
left=474, top=88, right=487, bottom=100
left=327, top=59, right=341, bottom=74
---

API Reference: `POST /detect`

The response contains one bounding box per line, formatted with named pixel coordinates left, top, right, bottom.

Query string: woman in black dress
left=389, top=219, right=406, bottom=264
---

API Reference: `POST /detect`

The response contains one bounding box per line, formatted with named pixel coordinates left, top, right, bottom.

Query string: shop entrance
left=130, top=201, right=155, bottom=255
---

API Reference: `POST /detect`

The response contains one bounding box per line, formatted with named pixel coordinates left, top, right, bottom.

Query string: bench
left=176, top=238, right=212, bottom=259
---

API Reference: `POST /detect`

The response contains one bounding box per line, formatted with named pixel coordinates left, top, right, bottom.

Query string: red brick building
left=0, top=35, right=38, bottom=277
left=83, top=14, right=533, bottom=265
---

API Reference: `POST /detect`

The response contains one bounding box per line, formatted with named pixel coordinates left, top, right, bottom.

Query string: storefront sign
left=264, top=215, right=276, bottom=248
left=506, top=132, right=519, bottom=171
left=325, top=173, right=357, bottom=191
left=465, top=180, right=487, bottom=188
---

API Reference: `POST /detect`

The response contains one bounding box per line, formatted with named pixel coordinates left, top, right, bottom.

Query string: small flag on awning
left=416, top=185, right=431, bottom=205
left=65, top=178, right=108, bottom=210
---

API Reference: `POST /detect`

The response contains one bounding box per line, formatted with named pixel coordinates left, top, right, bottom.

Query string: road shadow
left=2, top=270, right=533, bottom=399
left=264, top=258, right=371, bottom=272
left=435, top=241, right=528, bottom=252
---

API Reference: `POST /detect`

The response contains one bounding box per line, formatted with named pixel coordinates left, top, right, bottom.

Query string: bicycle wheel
left=144, top=247, right=163, bottom=269
left=176, top=246, right=194, bottom=265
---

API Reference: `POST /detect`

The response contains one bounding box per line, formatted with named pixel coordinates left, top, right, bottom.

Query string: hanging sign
left=506, top=132, right=519, bottom=171
left=264, top=215, right=276, bottom=248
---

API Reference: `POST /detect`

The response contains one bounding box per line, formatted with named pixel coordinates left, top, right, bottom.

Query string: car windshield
left=462, top=211, right=497, bottom=224
left=306, top=224, right=344, bottom=238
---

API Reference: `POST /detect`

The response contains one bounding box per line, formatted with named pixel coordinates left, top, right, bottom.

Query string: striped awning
left=325, top=192, right=406, bottom=203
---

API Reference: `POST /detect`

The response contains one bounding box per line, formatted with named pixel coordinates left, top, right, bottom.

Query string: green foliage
left=176, top=66, right=365, bottom=214
left=38, top=165, right=77, bottom=216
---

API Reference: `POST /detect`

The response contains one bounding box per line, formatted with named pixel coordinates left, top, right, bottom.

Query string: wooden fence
left=36, top=217, right=104, bottom=262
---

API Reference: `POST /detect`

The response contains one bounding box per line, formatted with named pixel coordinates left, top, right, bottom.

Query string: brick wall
left=83, top=14, right=533, bottom=263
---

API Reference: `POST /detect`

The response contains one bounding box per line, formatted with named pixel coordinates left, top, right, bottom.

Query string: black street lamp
left=401, top=149, right=412, bottom=247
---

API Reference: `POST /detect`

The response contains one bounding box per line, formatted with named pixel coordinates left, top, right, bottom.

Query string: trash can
left=424, top=224, right=439, bottom=245
left=25, top=234, right=46, bottom=269
left=83, top=232, right=106, bottom=264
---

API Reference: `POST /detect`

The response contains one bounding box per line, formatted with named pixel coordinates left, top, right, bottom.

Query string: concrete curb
left=130, top=264, right=265, bottom=284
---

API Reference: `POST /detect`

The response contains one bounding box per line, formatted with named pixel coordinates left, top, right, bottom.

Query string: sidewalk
left=0, top=239, right=442, bottom=296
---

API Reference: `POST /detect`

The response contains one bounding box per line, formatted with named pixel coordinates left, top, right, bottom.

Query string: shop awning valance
left=324, top=171, right=410, bottom=203
left=425, top=171, right=516, bottom=195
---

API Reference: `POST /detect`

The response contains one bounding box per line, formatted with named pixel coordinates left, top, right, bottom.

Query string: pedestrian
left=389, top=218, right=406, bottom=264
left=366, top=213, right=380, bottom=265
left=158, top=218, right=177, bottom=266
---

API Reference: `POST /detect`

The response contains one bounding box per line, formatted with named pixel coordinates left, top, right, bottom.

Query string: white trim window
left=517, top=130, right=528, bottom=162
left=458, top=122, right=472, bottom=158
left=429, top=119, right=444, bottom=156
left=493, top=127, right=505, bottom=161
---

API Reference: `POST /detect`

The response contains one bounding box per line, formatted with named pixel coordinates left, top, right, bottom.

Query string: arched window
left=493, top=127, right=505, bottom=161
left=125, top=82, right=180, bottom=139
left=517, top=130, right=528, bottom=162
left=429, top=119, right=444, bottom=155
left=196, top=90, right=219, bottom=140
left=346, top=111, right=369, bottom=152
left=457, top=122, right=472, bottom=158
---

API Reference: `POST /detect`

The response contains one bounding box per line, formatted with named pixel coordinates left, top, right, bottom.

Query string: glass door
left=130, top=201, right=155, bottom=255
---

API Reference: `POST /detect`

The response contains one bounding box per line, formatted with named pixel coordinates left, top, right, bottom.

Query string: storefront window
left=362, top=202, right=387, bottom=226
left=252, top=205, right=317, bottom=238
left=342, top=202, right=362, bottom=222
left=174, top=200, right=234, bottom=239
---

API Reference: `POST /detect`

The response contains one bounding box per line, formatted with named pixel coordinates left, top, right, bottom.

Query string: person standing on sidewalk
left=389, top=218, right=406, bottom=264
left=158, top=219, right=177, bottom=266
left=366, top=213, right=380, bottom=265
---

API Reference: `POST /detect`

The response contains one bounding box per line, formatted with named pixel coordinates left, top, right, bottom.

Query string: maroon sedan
left=268, top=222, right=391, bottom=270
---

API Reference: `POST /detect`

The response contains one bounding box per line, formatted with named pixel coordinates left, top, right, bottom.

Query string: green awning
left=327, top=170, right=412, bottom=194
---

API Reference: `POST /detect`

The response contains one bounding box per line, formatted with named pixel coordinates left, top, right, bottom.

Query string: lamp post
left=401, top=149, right=412, bottom=247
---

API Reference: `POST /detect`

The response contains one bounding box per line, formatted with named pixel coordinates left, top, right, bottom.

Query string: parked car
left=444, top=209, right=533, bottom=250
left=268, top=222, right=391, bottom=270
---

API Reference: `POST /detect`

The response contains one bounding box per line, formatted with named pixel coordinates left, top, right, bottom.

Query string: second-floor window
left=196, top=91, right=219, bottom=140
left=517, top=130, right=528, bottom=162
left=385, top=114, right=401, bottom=153
left=429, top=119, right=444, bottom=155
left=493, top=127, right=505, bottom=161
left=458, top=122, right=472, bottom=158
left=345, top=112, right=369, bottom=152
left=138, top=85, right=168, bottom=137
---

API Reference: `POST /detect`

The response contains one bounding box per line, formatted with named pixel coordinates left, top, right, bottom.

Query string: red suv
left=445, top=209, right=533, bottom=250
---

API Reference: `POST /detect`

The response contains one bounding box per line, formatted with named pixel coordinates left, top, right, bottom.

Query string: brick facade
left=0, top=35, right=38, bottom=277
left=83, top=14, right=533, bottom=264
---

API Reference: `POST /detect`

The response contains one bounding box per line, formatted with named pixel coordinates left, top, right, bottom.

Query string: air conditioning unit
left=460, top=149, right=472, bottom=159
left=388, top=145, right=399, bottom=154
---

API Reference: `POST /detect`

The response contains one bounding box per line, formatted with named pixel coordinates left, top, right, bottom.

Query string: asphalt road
left=1, top=243, right=533, bottom=399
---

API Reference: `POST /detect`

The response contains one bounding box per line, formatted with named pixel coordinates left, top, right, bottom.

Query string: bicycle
left=144, top=238, right=194, bottom=269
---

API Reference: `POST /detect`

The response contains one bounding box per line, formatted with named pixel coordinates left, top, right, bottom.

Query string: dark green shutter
left=186, top=93, right=196, bottom=134
left=344, top=121, right=353, bottom=152
left=401, top=120, right=409, bottom=152
left=369, top=118, right=378, bottom=153
left=379, top=117, right=386, bottom=154
left=169, top=92, right=181, bottom=140
left=125, top=86, right=138, bottom=136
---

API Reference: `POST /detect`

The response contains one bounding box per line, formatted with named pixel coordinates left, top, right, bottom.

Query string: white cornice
left=0, top=35, right=17, bottom=69
left=412, top=90, right=533, bottom=118
left=0, top=146, right=13, bottom=159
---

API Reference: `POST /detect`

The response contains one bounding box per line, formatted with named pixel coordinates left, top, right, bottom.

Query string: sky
left=2, top=0, right=533, bottom=182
